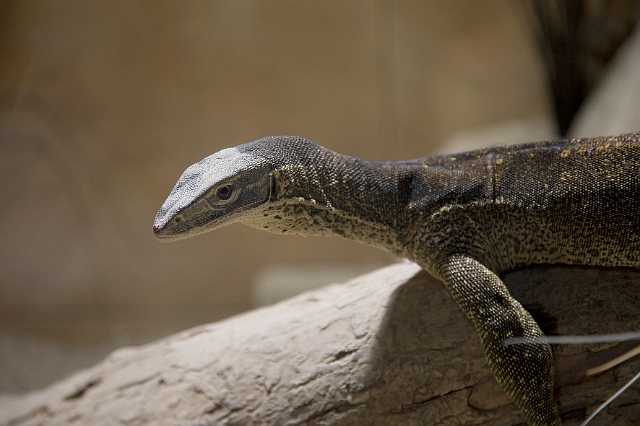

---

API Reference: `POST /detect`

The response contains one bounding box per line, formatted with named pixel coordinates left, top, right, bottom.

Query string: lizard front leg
left=438, top=254, right=560, bottom=426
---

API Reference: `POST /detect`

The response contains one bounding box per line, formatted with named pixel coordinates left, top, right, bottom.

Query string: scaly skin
left=154, top=132, right=640, bottom=425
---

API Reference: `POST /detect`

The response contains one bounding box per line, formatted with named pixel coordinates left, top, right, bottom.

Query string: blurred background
left=1, top=0, right=639, bottom=395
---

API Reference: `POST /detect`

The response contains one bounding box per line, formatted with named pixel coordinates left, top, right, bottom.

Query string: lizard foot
left=438, top=255, right=561, bottom=426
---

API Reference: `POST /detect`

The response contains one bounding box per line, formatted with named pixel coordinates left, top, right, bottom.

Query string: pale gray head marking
left=153, top=135, right=355, bottom=241
left=153, top=146, right=273, bottom=240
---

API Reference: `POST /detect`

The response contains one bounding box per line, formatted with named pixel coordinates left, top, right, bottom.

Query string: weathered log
left=2, top=262, right=639, bottom=426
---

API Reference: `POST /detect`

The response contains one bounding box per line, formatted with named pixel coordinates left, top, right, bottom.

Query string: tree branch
left=2, top=262, right=640, bottom=425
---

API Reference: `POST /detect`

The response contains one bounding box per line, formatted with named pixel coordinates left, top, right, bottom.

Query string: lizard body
left=154, top=132, right=640, bottom=425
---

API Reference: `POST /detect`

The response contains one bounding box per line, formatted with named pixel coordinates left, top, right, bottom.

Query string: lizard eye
left=216, top=184, right=233, bottom=200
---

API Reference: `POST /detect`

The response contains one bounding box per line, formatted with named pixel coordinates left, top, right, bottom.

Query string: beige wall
left=0, top=0, right=549, bottom=392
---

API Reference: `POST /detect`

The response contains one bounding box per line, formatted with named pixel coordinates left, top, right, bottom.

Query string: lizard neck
left=241, top=150, right=407, bottom=254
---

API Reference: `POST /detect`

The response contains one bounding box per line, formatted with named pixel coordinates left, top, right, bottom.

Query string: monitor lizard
left=153, top=131, right=640, bottom=426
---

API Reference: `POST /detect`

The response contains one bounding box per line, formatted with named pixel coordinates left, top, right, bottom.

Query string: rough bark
left=2, top=262, right=640, bottom=426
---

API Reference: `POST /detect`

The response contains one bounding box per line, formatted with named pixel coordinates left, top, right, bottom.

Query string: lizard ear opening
left=269, top=172, right=277, bottom=201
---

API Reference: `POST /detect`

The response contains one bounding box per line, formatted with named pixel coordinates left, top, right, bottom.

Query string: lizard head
left=154, top=136, right=402, bottom=251
left=152, top=136, right=316, bottom=241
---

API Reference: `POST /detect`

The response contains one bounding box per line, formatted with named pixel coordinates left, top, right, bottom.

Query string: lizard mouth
left=152, top=203, right=259, bottom=242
